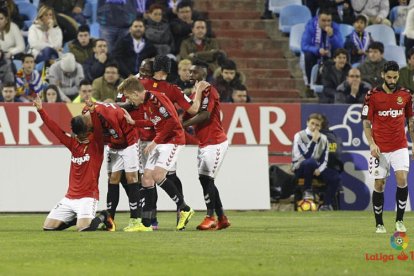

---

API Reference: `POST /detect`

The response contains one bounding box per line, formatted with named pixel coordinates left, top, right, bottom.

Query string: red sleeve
left=173, top=85, right=193, bottom=111
left=405, top=95, right=413, bottom=118
left=154, top=117, right=177, bottom=144
left=38, top=109, right=73, bottom=149
left=200, top=87, right=215, bottom=113
left=90, top=110, right=104, bottom=150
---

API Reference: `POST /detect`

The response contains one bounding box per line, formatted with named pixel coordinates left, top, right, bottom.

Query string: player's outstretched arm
left=186, top=81, right=210, bottom=115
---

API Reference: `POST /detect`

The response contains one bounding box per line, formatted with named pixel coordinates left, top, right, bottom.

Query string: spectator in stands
left=180, top=19, right=225, bottom=77
left=351, top=0, right=391, bottom=26
left=317, top=0, right=355, bottom=25
left=301, top=9, right=343, bottom=88
left=145, top=4, right=175, bottom=55
left=69, top=24, right=95, bottom=64
left=358, top=42, right=387, bottom=87
left=391, top=0, right=413, bottom=33
left=15, top=54, right=43, bottom=101
left=97, top=0, right=139, bottom=52
left=170, top=1, right=204, bottom=55
left=40, top=0, right=86, bottom=25
left=403, top=6, right=414, bottom=52
left=0, top=8, right=25, bottom=60
left=47, top=53, right=84, bottom=100
left=0, top=50, right=14, bottom=87
left=112, top=18, right=157, bottom=78
left=398, top=47, right=414, bottom=91
left=28, top=5, right=63, bottom=64
left=291, top=113, right=340, bottom=211
left=173, top=58, right=193, bottom=95
left=83, top=39, right=115, bottom=82
left=42, top=84, right=64, bottom=103
left=72, top=79, right=97, bottom=103
left=319, top=48, right=351, bottom=103
left=344, top=15, right=373, bottom=65
left=1, top=0, right=24, bottom=29
left=335, top=68, right=371, bottom=103
left=231, top=84, right=251, bottom=103
left=0, top=81, right=21, bottom=102
left=212, top=59, right=244, bottom=102
left=92, top=62, right=123, bottom=102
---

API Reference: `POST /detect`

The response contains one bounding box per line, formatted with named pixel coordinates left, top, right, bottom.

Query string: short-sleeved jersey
left=361, top=86, right=413, bottom=152
left=140, top=78, right=193, bottom=111
left=184, top=85, right=227, bottom=147
left=94, top=102, right=138, bottom=149
left=143, top=91, right=185, bottom=145
left=39, top=109, right=104, bottom=200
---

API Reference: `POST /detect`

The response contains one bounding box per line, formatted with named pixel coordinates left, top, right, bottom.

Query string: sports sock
left=120, top=171, right=130, bottom=196
left=213, top=185, right=224, bottom=218
left=128, top=183, right=140, bottom=219
left=396, top=185, right=408, bottom=222
left=167, top=172, right=183, bottom=196
left=107, top=183, right=119, bottom=219
left=141, top=186, right=156, bottom=227
left=80, top=212, right=107, bottom=231
left=199, top=175, right=216, bottom=217
left=372, top=190, right=384, bottom=226
left=157, top=178, right=188, bottom=211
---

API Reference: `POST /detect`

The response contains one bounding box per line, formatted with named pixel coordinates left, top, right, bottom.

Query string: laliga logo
left=391, top=232, right=409, bottom=261
left=329, top=104, right=363, bottom=147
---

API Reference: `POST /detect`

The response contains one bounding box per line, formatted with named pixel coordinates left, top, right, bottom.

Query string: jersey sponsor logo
left=377, top=108, right=404, bottom=118
left=362, top=105, right=368, bottom=116
left=150, top=116, right=162, bottom=125
left=71, top=154, right=90, bottom=165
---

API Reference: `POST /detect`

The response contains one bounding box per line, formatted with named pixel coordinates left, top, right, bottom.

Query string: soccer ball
left=296, top=199, right=317, bottom=212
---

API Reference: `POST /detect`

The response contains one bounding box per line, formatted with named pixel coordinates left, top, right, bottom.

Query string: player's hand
left=122, top=108, right=135, bottom=125
left=313, top=169, right=321, bottom=176
left=85, top=97, right=95, bottom=112
left=32, top=94, right=42, bottom=110
left=144, top=141, right=157, bottom=155
left=196, top=80, right=210, bottom=92
left=370, top=143, right=380, bottom=159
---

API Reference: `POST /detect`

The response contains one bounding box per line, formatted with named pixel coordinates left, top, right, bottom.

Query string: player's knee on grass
left=43, top=218, right=64, bottom=231
left=76, top=218, right=93, bottom=231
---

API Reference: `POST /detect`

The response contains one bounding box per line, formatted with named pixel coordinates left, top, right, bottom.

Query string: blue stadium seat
left=269, top=0, right=302, bottom=15
left=17, top=2, right=37, bottom=30
left=289, top=23, right=305, bottom=55
left=279, top=5, right=311, bottom=34
left=389, top=6, right=405, bottom=36
left=384, top=45, right=407, bottom=68
left=365, top=24, right=397, bottom=46
left=400, top=30, right=405, bottom=46
left=90, top=22, right=100, bottom=38
left=84, top=0, right=98, bottom=23
left=13, top=59, right=22, bottom=71
left=310, top=64, right=323, bottom=94
left=36, top=61, right=45, bottom=73
left=339, top=24, right=353, bottom=43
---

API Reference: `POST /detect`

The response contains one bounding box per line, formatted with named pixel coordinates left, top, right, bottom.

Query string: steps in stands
left=194, top=0, right=303, bottom=103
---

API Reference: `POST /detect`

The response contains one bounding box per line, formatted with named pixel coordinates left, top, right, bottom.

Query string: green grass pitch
left=1, top=211, right=414, bottom=275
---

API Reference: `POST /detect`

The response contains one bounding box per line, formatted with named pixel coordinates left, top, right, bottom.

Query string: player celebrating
left=33, top=95, right=111, bottom=231
left=362, top=61, right=414, bottom=234
left=182, top=62, right=231, bottom=230
left=119, top=76, right=195, bottom=231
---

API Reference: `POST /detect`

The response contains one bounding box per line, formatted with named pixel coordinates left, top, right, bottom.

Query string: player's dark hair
left=192, top=59, right=209, bottom=70
left=140, top=58, right=154, bottom=76
left=383, top=61, right=399, bottom=73
left=71, top=115, right=88, bottom=136
left=368, top=41, right=384, bottom=54
left=153, top=55, right=171, bottom=73
left=78, top=24, right=90, bottom=33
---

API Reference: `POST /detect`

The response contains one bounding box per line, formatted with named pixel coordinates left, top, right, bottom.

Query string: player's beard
left=385, top=81, right=397, bottom=91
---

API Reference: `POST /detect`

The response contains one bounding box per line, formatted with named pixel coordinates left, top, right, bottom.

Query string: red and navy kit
left=142, top=90, right=185, bottom=145
left=93, top=102, right=138, bottom=149
left=38, top=109, right=104, bottom=200
left=362, top=86, right=413, bottom=152
left=184, top=85, right=227, bottom=148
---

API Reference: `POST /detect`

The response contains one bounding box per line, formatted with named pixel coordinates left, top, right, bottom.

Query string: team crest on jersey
left=397, top=96, right=403, bottom=105
left=362, top=105, right=369, bottom=116
left=374, top=170, right=379, bottom=176
left=153, top=83, right=158, bottom=88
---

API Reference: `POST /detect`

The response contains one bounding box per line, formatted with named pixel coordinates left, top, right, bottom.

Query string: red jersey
left=142, top=91, right=185, bottom=145
left=38, top=109, right=104, bottom=200
left=129, top=104, right=156, bottom=142
left=140, top=78, right=193, bottom=111
left=184, top=85, right=227, bottom=147
left=94, top=102, right=138, bottom=149
left=362, top=86, right=413, bottom=152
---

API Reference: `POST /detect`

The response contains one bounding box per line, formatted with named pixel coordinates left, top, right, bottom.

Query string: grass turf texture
left=1, top=211, right=414, bottom=275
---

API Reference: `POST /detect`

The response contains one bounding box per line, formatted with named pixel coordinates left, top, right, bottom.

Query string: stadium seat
left=268, top=0, right=302, bottom=15
left=384, top=45, right=407, bottom=68
left=400, top=31, right=405, bottom=46
left=278, top=5, right=311, bottom=34
left=90, top=22, right=100, bottom=38
left=389, top=6, right=405, bottom=36
left=339, top=24, right=353, bottom=43
left=13, top=59, right=22, bottom=71
left=17, top=2, right=37, bottom=31
left=365, top=24, right=397, bottom=46
left=84, top=0, right=98, bottom=23
left=289, top=23, right=305, bottom=55
left=310, top=64, right=323, bottom=94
